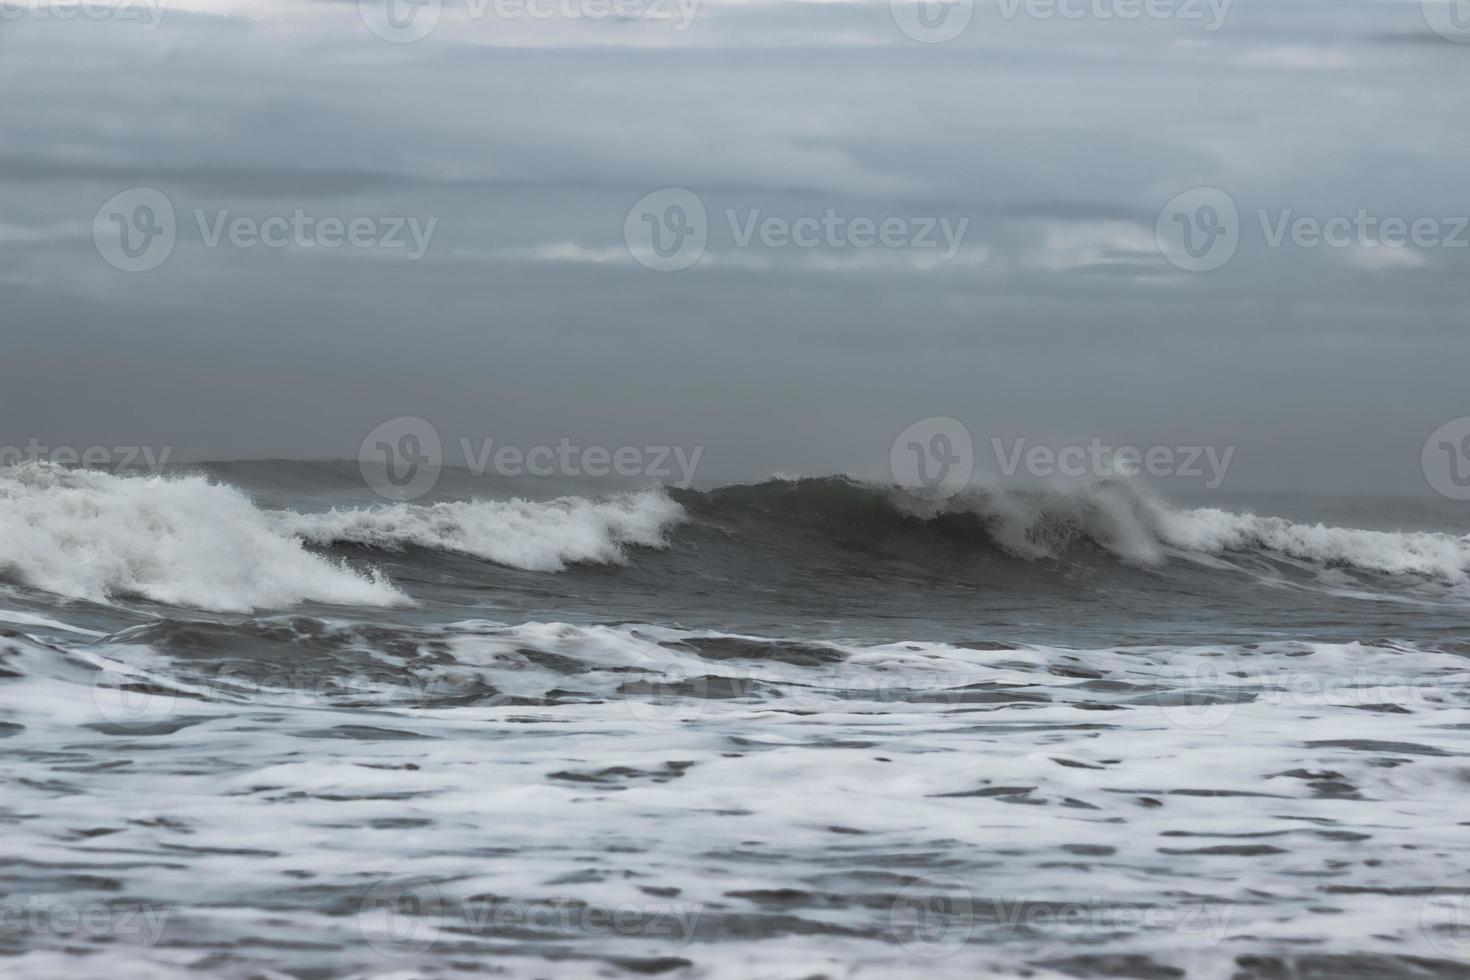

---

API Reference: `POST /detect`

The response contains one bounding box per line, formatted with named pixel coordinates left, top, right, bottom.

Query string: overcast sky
left=3, top=0, right=1468, bottom=495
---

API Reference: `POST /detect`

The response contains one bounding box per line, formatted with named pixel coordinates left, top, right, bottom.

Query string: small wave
left=277, top=490, right=686, bottom=572
left=0, top=464, right=405, bottom=613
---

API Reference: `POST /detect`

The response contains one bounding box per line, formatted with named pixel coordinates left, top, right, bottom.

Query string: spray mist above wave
left=700, top=476, right=1470, bottom=580
left=0, top=464, right=405, bottom=613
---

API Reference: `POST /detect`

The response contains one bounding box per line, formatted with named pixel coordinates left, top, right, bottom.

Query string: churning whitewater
left=2, top=461, right=1469, bottom=979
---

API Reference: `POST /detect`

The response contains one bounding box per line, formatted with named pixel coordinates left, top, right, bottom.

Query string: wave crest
left=0, top=464, right=405, bottom=613
left=1155, top=507, right=1470, bottom=580
left=277, top=490, right=686, bottom=572
left=696, top=476, right=1470, bottom=580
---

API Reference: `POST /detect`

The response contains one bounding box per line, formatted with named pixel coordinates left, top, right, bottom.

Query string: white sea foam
left=278, top=490, right=685, bottom=572
left=0, top=464, right=405, bottom=613
left=6, top=618, right=1467, bottom=978
left=0, top=466, right=685, bottom=611
left=1156, top=506, right=1470, bottom=580
left=903, top=480, right=1470, bottom=579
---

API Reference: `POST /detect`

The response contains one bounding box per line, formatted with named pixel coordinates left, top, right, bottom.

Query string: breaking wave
left=2, top=462, right=1467, bottom=615
left=0, top=463, right=686, bottom=611
left=1153, top=506, right=1470, bottom=579
left=692, top=476, right=1470, bottom=580
left=0, top=464, right=405, bottom=613
left=279, top=490, right=686, bottom=572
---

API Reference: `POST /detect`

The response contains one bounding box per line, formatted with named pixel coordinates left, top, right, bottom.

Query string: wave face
left=688, top=476, right=1470, bottom=579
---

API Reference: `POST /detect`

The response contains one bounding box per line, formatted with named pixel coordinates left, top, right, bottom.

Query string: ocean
left=2, top=460, right=1469, bottom=978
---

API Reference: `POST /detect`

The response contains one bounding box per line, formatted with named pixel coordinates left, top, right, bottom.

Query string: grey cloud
left=2, top=0, right=1467, bottom=496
